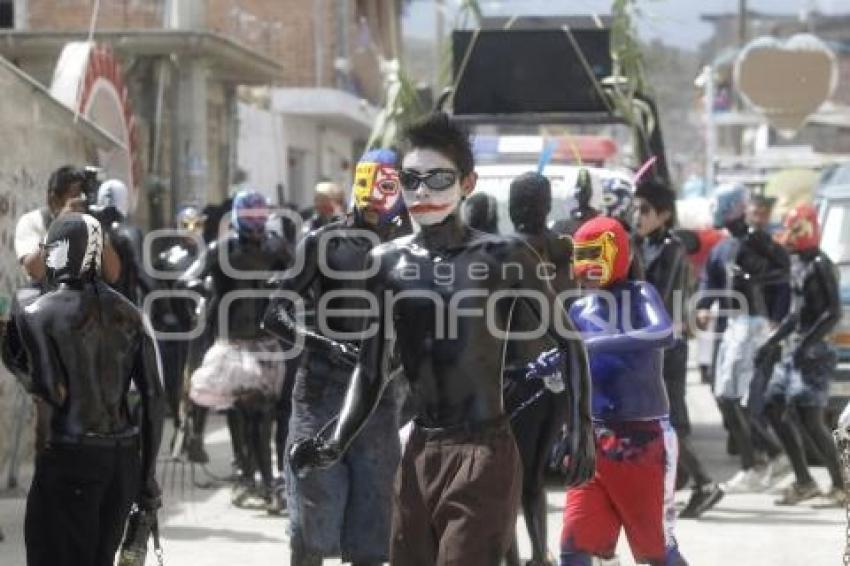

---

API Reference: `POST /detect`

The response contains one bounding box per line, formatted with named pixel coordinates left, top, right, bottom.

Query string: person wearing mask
left=560, top=216, right=686, bottom=565
left=696, top=184, right=789, bottom=493
left=3, top=213, right=164, bottom=566
left=264, top=149, right=410, bottom=565
left=757, top=204, right=844, bottom=505
left=151, top=206, right=208, bottom=460
left=183, top=191, right=291, bottom=509
left=92, top=179, right=151, bottom=305
left=634, top=180, right=722, bottom=519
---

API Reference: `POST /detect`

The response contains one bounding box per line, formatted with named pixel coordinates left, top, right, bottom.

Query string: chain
left=834, top=432, right=850, bottom=566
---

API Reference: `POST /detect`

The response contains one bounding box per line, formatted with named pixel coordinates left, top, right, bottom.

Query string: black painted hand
left=289, top=436, right=341, bottom=478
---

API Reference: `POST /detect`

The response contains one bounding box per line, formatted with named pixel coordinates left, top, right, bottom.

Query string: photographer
left=15, top=165, right=121, bottom=285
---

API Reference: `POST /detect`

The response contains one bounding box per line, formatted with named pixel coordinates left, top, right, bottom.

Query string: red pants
left=560, top=419, right=684, bottom=565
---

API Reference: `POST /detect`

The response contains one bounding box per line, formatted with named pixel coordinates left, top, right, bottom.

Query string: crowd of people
left=0, top=111, right=846, bottom=566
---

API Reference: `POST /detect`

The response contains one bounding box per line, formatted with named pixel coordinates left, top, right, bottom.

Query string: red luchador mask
left=780, top=203, right=820, bottom=252
left=572, top=216, right=631, bottom=287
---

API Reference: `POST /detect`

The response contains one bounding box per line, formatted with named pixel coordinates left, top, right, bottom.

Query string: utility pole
left=435, top=0, right=445, bottom=92
left=738, top=0, right=748, bottom=47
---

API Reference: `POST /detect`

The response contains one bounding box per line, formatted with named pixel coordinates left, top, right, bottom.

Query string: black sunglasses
left=399, top=169, right=458, bottom=192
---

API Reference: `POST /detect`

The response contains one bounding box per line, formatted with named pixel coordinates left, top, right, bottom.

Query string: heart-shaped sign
left=734, top=34, right=838, bottom=138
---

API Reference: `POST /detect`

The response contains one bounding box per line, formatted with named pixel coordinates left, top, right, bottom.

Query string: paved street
left=0, top=366, right=845, bottom=565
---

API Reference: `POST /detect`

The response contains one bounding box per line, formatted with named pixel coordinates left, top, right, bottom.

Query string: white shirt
left=14, top=208, right=48, bottom=262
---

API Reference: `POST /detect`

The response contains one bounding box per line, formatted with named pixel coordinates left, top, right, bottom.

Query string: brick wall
left=29, top=0, right=165, bottom=29
left=27, top=0, right=393, bottom=103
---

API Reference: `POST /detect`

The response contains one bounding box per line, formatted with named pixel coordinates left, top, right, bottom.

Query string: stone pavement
left=0, top=367, right=846, bottom=565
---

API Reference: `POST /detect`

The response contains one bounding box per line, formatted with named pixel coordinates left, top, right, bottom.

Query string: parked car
left=815, top=171, right=850, bottom=422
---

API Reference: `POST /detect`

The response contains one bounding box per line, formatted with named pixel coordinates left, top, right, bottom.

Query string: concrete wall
left=0, top=57, right=118, bottom=475
left=237, top=103, right=360, bottom=209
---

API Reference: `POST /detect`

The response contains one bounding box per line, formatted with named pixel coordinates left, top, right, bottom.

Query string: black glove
left=754, top=342, right=780, bottom=370
left=289, top=436, right=341, bottom=478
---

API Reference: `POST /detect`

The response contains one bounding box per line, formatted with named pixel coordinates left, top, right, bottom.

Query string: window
left=0, top=1, right=13, bottom=29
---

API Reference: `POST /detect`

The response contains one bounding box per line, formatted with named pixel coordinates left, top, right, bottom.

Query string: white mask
left=401, top=148, right=463, bottom=227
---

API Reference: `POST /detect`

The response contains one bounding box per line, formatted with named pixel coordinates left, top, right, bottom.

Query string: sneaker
left=775, top=481, right=821, bottom=505
left=814, top=486, right=848, bottom=508
left=764, top=455, right=792, bottom=486
left=680, top=483, right=724, bottom=518
left=267, top=482, right=287, bottom=516
left=720, top=468, right=768, bottom=494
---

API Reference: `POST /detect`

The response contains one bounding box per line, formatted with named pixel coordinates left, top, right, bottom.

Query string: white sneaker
left=765, top=455, right=793, bottom=486
left=720, top=468, right=768, bottom=494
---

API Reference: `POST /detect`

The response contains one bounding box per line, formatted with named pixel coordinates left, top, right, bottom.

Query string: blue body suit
left=561, top=280, right=687, bottom=566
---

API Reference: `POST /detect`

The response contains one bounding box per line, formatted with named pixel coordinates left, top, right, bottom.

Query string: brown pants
left=391, top=417, right=522, bottom=566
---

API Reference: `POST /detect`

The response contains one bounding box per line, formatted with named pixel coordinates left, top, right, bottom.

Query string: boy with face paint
left=561, top=216, right=687, bottom=566
left=289, top=113, right=595, bottom=566
left=3, top=213, right=165, bottom=566
left=263, top=149, right=410, bottom=565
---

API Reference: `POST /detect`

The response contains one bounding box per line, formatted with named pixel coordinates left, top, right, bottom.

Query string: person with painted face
left=182, top=191, right=290, bottom=509
left=150, top=206, right=208, bottom=460
left=3, top=213, right=164, bottom=566
left=634, top=180, right=723, bottom=519
left=503, top=171, right=575, bottom=566
left=263, top=148, right=409, bottom=565
left=560, top=216, right=686, bottom=566
left=695, top=184, right=789, bottom=493
left=288, top=113, right=595, bottom=566
left=756, top=204, right=844, bottom=505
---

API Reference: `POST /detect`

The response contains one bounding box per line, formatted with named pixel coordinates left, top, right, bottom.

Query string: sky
left=403, top=0, right=850, bottom=50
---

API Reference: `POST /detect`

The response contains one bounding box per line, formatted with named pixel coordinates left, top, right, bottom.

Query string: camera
left=80, top=166, right=103, bottom=207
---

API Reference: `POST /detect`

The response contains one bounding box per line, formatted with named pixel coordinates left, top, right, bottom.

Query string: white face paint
left=401, top=148, right=462, bottom=227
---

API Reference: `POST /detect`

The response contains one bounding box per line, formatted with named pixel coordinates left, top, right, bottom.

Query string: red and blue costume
left=560, top=217, right=687, bottom=566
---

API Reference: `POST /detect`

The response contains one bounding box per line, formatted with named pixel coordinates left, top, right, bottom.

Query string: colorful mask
left=572, top=216, right=630, bottom=287
left=353, top=149, right=404, bottom=226
left=600, top=177, right=634, bottom=222
left=176, top=205, right=205, bottom=235
left=232, top=190, right=269, bottom=238
left=712, top=184, right=749, bottom=229
left=781, top=203, right=820, bottom=252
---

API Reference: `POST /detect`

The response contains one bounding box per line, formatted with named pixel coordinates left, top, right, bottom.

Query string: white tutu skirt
left=189, top=338, right=285, bottom=410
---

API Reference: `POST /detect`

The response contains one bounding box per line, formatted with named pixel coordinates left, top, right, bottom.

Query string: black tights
left=229, top=402, right=275, bottom=490
left=718, top=398, right=783, bottom=470
left=765, top=400, right=843, bottom=488
left=718, top=399, right=758, bottom=470
left=241, top=402, right=275, bottom=490
left=505, top=390, right=564, bottom=566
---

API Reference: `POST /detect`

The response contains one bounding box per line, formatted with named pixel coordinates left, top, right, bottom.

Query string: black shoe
left=185, top=436, right=210, bottom=464
left=680, top=483, right=724, bottom=519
